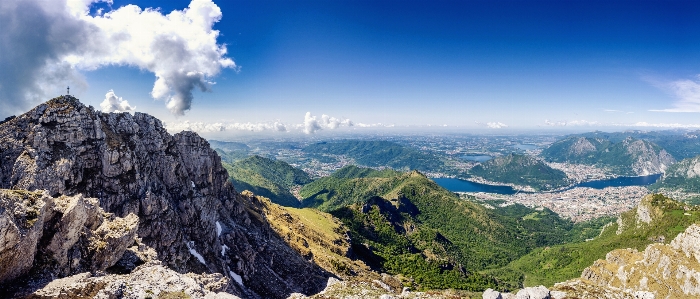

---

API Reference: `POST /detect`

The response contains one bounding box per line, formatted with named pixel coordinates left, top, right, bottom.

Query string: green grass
left=469, top=154, right=569, bottom=191
left=489, top=194, right=700, bottom=289
left=300, top=166, right=609, bottom=291
left=223, top=155, right=312, bottom=207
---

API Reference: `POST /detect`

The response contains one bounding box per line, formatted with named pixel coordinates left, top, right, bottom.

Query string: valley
left=209, top=127, right=700, bottom=296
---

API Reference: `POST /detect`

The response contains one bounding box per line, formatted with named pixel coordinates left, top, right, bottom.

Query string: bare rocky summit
left=0, top=96, right=331, bottom=298
left=621, top=137, right=675, bottom=176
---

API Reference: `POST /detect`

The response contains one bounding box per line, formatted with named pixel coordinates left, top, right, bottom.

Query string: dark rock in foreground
left=0, top=96, right=330, bottom=298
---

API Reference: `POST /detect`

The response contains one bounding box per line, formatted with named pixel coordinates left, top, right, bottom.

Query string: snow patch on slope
left=228, top=267, right=244, bottom=286
left=186, top=241, right=206, bottom=265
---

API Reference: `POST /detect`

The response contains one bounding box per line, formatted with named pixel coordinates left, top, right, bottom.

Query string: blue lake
left=434, top=174, right=662, bottom=195
left=574, top=174, right=661, bottom=189
left=461, top=155, right=493, bottom=162
left=432, top=178, right=518, bottom=194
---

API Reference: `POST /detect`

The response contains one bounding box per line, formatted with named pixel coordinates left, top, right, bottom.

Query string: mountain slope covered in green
left=224, top=155, right=312, bottom=207
left=300, top=166, right=606, bottom=291
left=491, top=194, right=700, bottom=289
left=468, top=154, right=569, bottom=191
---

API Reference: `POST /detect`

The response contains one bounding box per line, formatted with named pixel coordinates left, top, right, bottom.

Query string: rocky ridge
left=621, top=137, right=675, bottom=176
left=651, top=154, right=700, bottom=202
left=0, top=96, right=330, bottom=298
left=490, top=223, right=700, bottom=299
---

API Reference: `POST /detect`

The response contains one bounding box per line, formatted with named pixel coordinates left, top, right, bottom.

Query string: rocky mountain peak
left=0, top=96, right=330, bottom=298
left=570, top=137, right=596, bottom=155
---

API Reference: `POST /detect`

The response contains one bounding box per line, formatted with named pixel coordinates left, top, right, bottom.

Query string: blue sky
left=3, top=0, right=700, bottom=134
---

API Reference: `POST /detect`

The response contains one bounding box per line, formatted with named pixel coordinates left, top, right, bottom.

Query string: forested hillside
left=223, top=155, right=312, bottom=207
left=469, top=154, right=569, bottom=191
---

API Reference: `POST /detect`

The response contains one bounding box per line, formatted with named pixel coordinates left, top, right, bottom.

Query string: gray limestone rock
left=0, top=191, right=137, bottom=290
left=0, top=190, right=52, bottom=283
left=515, top=286, right=550, bottom=299
left=483, top=288, right=503, bottom=299
left=0, top=96, right=330, bottom=298
left=25, top=264, right=240, bottom=299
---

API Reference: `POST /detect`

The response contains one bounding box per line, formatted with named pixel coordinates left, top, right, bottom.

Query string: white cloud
left=356, top=122, right=394, bottom=128
left=99, top=90, right=135, bottom=113
left=303, top=112, right=323, bottom=134
left=650, top=75, right=700, bottom=112
left=486, top=122, right=508, bottom=129
left=474, top=121, right=508, bottom=129
left=543, top=119, right=599, bottom=126
left=0, top=0, right=234, bottom=116
left=302, top=112, right=353, bottom=134
left=165, top=120, right=288, bottom=134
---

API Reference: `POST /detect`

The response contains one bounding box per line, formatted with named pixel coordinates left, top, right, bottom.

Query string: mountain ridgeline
left=0, top=96, right=330, bottom=298
left=303, top=140, right=446, bottom=173
left=223, top=155, right=312, bottom=207
left=568, top=130, right=700, bottom=160
left=298, top=165, right=606, bottom=290
left=469, top=154, right=569, bottom=191
left=541, top=136, right=676, bottom=176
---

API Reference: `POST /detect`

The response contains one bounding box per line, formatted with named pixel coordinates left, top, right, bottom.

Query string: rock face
left=21, top=237, right=238, bottom=299
left=550, top=224, right=700, bottom=298
left=652, top=154, right=700, bottom=201
left=0, top=190, right=137, bottom=285
left=0, top=96, right=330, bottom=298
left=622, top=137, right=675, bottom=176
left=481, top=286, right=551, bottom=299
left=570, top=137, right=597, bottom=156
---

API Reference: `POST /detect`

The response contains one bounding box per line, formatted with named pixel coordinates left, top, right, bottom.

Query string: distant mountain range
left=469, top=153, right=570, bottom=191
left=303, top=140, right=447, bottom=173
left=540, top=136, right=675, bottom=176
left=569, top=130, right=700, bottom=160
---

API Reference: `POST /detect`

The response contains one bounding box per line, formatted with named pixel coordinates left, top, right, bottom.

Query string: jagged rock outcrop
left=0, top=190, right=137, bottom=285
left=651, top=154, right=700, bottom=201
left=570, top=137, right=597, bottom=156
left=25, top=265, right=237, bottom=299
left=0, top=96, right=330, bottom=298
left=19, top=237, right=238, bottom=299
left=481, top=286, right=553, bottom=299
left=622, top=137, right=675, bottom=176
left=547, top=224, right=700, bottom=298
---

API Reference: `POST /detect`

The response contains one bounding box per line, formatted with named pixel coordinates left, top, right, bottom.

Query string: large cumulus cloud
left=0, top=0, right=234, bottom=116
left=302, top=112, right=353, bottom=134
left=99, top=89, right=135, bottom=113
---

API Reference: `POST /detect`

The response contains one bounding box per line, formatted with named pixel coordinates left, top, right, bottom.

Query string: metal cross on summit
left=67, top=86, right=70, bottom=95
